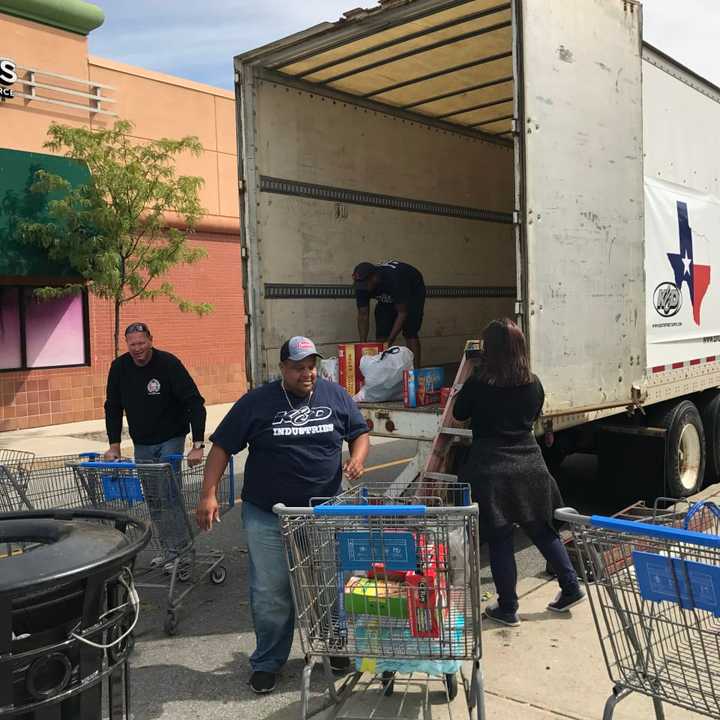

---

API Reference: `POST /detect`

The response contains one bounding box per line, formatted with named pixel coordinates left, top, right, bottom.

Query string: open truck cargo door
left=236, top=0, right=517, bottom=387
left=517, top=0, right=645, bottom=414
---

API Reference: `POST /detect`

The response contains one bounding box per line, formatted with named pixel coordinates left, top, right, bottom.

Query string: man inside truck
left=353, top=260, right=426, bottom=368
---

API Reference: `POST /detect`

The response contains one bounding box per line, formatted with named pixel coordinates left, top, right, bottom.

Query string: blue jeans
left=488, top=522, right=579, bottom=613
left=134, top=436, right=187, bottom=556
left=241, top=501, right=295, bottom=673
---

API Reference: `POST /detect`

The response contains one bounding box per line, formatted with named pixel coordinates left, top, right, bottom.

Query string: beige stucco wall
left=0, top=13, right=239, bottom=231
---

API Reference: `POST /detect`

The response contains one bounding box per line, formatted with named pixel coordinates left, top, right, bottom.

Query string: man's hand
left=196, top=492, right=220, bottom=531
left=343, top=456, right=365, bottom=482
left=104, top=444, right=121, bottom=461
left=187, top=446, right=204, bottom=467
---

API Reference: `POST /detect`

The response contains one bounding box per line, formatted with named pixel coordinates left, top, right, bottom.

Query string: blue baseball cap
left=280, top=336, right=323, bottom=362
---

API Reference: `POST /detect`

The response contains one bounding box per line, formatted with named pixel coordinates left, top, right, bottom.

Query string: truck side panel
left=643, top=51, right=720, bottom=371
left=520, top=0, right=645, bottom=413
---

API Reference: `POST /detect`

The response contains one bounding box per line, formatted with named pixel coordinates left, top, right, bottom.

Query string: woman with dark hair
left=453, top=318, right=585, bottom=627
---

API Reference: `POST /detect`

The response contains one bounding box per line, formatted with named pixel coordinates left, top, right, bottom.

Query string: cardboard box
left=344, top=576, right=409, bottom=619
left=403, top=367, right=445, bottom=407
left=406, top=571, right=440, bottom=638
left=338, top=343, right=385, bottom=396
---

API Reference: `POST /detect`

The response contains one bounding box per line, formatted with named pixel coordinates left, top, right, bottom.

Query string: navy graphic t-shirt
left=209, top=378, right=369, bottom=511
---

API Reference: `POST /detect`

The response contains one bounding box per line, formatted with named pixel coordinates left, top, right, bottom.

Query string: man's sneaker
left=483, top=603, right=520, bottom=628
left=547, top=588, right=586, bottom=613
left=329, top=655, right=351, bottom=673
left=249, top=671, right=277, bottom=694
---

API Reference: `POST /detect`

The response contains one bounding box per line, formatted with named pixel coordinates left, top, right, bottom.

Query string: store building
left=0, top=0, right=245, bottom=431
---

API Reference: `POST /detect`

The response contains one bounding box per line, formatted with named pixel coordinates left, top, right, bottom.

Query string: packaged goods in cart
left=403, top=367, right=445, bottom=407
left=410, top=537, right=448, bottom=638
left=406, top=571, right=440, bottom=638
left=337, top=343, right=385, bottom=395
left=353, top=615, right=464, bottom=675
left=344, top=576, right=409, bottom=619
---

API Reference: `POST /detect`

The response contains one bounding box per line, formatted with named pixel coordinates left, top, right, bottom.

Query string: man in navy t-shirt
left=196, top=335, right=369, bottom=694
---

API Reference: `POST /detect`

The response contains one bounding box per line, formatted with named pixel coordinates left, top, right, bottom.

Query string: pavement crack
left=484, top=690, right=588, bottom=719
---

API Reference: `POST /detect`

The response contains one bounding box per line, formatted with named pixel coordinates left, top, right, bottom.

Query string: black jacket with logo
left=104, top=349, right=206, bottom=446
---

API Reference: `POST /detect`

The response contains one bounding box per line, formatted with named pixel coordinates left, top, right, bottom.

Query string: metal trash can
left=0, top=509, right=150, bottom=718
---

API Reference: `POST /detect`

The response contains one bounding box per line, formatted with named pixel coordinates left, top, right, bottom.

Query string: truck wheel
left=697, top=391, right=720, bottom=486
left=654, top=400, right=706, bottom=497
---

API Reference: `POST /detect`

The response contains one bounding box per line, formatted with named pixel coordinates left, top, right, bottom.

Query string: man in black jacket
left=104, top=322, right=207, bottom=465
left=104, top=322, right=207, bottom=561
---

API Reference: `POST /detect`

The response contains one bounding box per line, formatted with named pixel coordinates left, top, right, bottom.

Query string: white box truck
left=234, top=0, right=720, bottom=497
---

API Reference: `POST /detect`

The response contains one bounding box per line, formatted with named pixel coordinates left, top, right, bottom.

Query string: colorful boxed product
left=344, top=576, right=409, bottom=619
left=403, top=367, right=445, bottom=407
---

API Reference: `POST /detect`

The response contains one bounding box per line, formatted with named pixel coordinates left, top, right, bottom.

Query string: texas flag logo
left=667, top=201, right=711, bottom=326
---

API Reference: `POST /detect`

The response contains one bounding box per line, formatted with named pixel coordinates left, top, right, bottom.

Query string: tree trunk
left=114, top=298, right=121, bottom=358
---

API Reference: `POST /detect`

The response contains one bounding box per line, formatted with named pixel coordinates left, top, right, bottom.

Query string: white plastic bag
left=354, top=346, right=414, bottom=402
left=319, top=357, right=339, bottom=383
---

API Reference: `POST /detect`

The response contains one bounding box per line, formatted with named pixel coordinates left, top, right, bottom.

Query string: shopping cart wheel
left=210, top=565, right=228, bottom=585
left=381, top=671, right=395, bottom=696
left=177, top=565, right=192, bottom=583
left=445, top=673, right=458, bottom=700
left=164, top=612, right=179, bottom=636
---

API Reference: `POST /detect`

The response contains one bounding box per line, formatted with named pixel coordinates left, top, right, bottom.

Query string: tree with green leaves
left=21, top=119, right=212, bottom=357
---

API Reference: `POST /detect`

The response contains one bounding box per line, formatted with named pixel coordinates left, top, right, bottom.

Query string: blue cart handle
left=313, top=504, right=426, bottom=517
left=591, top=514, right=720, bottom=549
left=683, top=500, right=720, bottom=529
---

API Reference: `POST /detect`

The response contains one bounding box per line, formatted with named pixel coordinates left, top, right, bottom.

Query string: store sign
left=0, top=58, right=17, bottom=98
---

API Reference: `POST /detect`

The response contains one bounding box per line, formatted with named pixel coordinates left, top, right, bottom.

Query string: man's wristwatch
left=192, top=441, right=205, bottom=450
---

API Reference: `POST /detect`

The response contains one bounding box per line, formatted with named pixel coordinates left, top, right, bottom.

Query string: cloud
left=89, top=0, right=720, bottom=89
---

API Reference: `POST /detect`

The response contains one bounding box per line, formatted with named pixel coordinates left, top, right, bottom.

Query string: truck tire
left=697, top=390, right=720, bottom=486
left=654, top=400, right=706, bottom=497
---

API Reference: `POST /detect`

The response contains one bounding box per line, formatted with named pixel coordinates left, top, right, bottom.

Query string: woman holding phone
left=453, top=318, right=585, bottom=627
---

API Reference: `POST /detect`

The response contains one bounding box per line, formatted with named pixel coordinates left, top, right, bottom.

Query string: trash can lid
left=0, top=515, right=148, bottom=596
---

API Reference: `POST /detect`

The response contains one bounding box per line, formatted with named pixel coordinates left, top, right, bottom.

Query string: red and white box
left=338, top=343, right=385, bottom=396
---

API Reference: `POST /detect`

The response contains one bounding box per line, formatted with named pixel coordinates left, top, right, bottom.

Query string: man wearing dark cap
left=103, top=322, right=206, bottom=465
left=353, top=260, right=426, bottom=367
left=104, top=322, right=206, bottom=565
left=196, top=335, right=369, bottom=694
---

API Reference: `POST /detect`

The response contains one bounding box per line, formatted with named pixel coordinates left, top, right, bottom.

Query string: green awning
left=0, top=148, right=90, bottom=278
left=0, top=0, right=104, bottom=36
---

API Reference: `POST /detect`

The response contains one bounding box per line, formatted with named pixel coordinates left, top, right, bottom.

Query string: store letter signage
left=0, top=58, right=17, bottom=98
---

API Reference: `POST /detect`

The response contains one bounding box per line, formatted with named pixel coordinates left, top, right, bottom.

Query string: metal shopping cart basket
left=0, top=451, right=102, bottom=512
left=557, top=500, right=720, bottom=719
left=274, top=482, right=485, bottom=720
left=68, top=456, right=235, bottom=636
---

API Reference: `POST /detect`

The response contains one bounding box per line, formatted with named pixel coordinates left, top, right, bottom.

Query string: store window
left=0, top=287, right=89, bottom=370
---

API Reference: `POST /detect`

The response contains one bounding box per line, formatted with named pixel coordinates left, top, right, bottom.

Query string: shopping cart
left=72, top=457, right=234, bottom=635
left=557, top=500, right=720, bottom=719
left=0, top=451, right=100, bottom=512
left=274, top=482, right=484, bottom=720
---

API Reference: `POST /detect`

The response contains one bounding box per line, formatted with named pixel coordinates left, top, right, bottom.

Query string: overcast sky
left=88, top=1, right=720, bottom=90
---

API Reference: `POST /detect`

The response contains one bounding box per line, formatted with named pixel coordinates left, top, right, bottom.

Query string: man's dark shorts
left=374, top=289, right=425, bottom=340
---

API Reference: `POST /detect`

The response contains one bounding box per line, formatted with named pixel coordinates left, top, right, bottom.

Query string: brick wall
left=0, top=232, right=246, bottom=432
